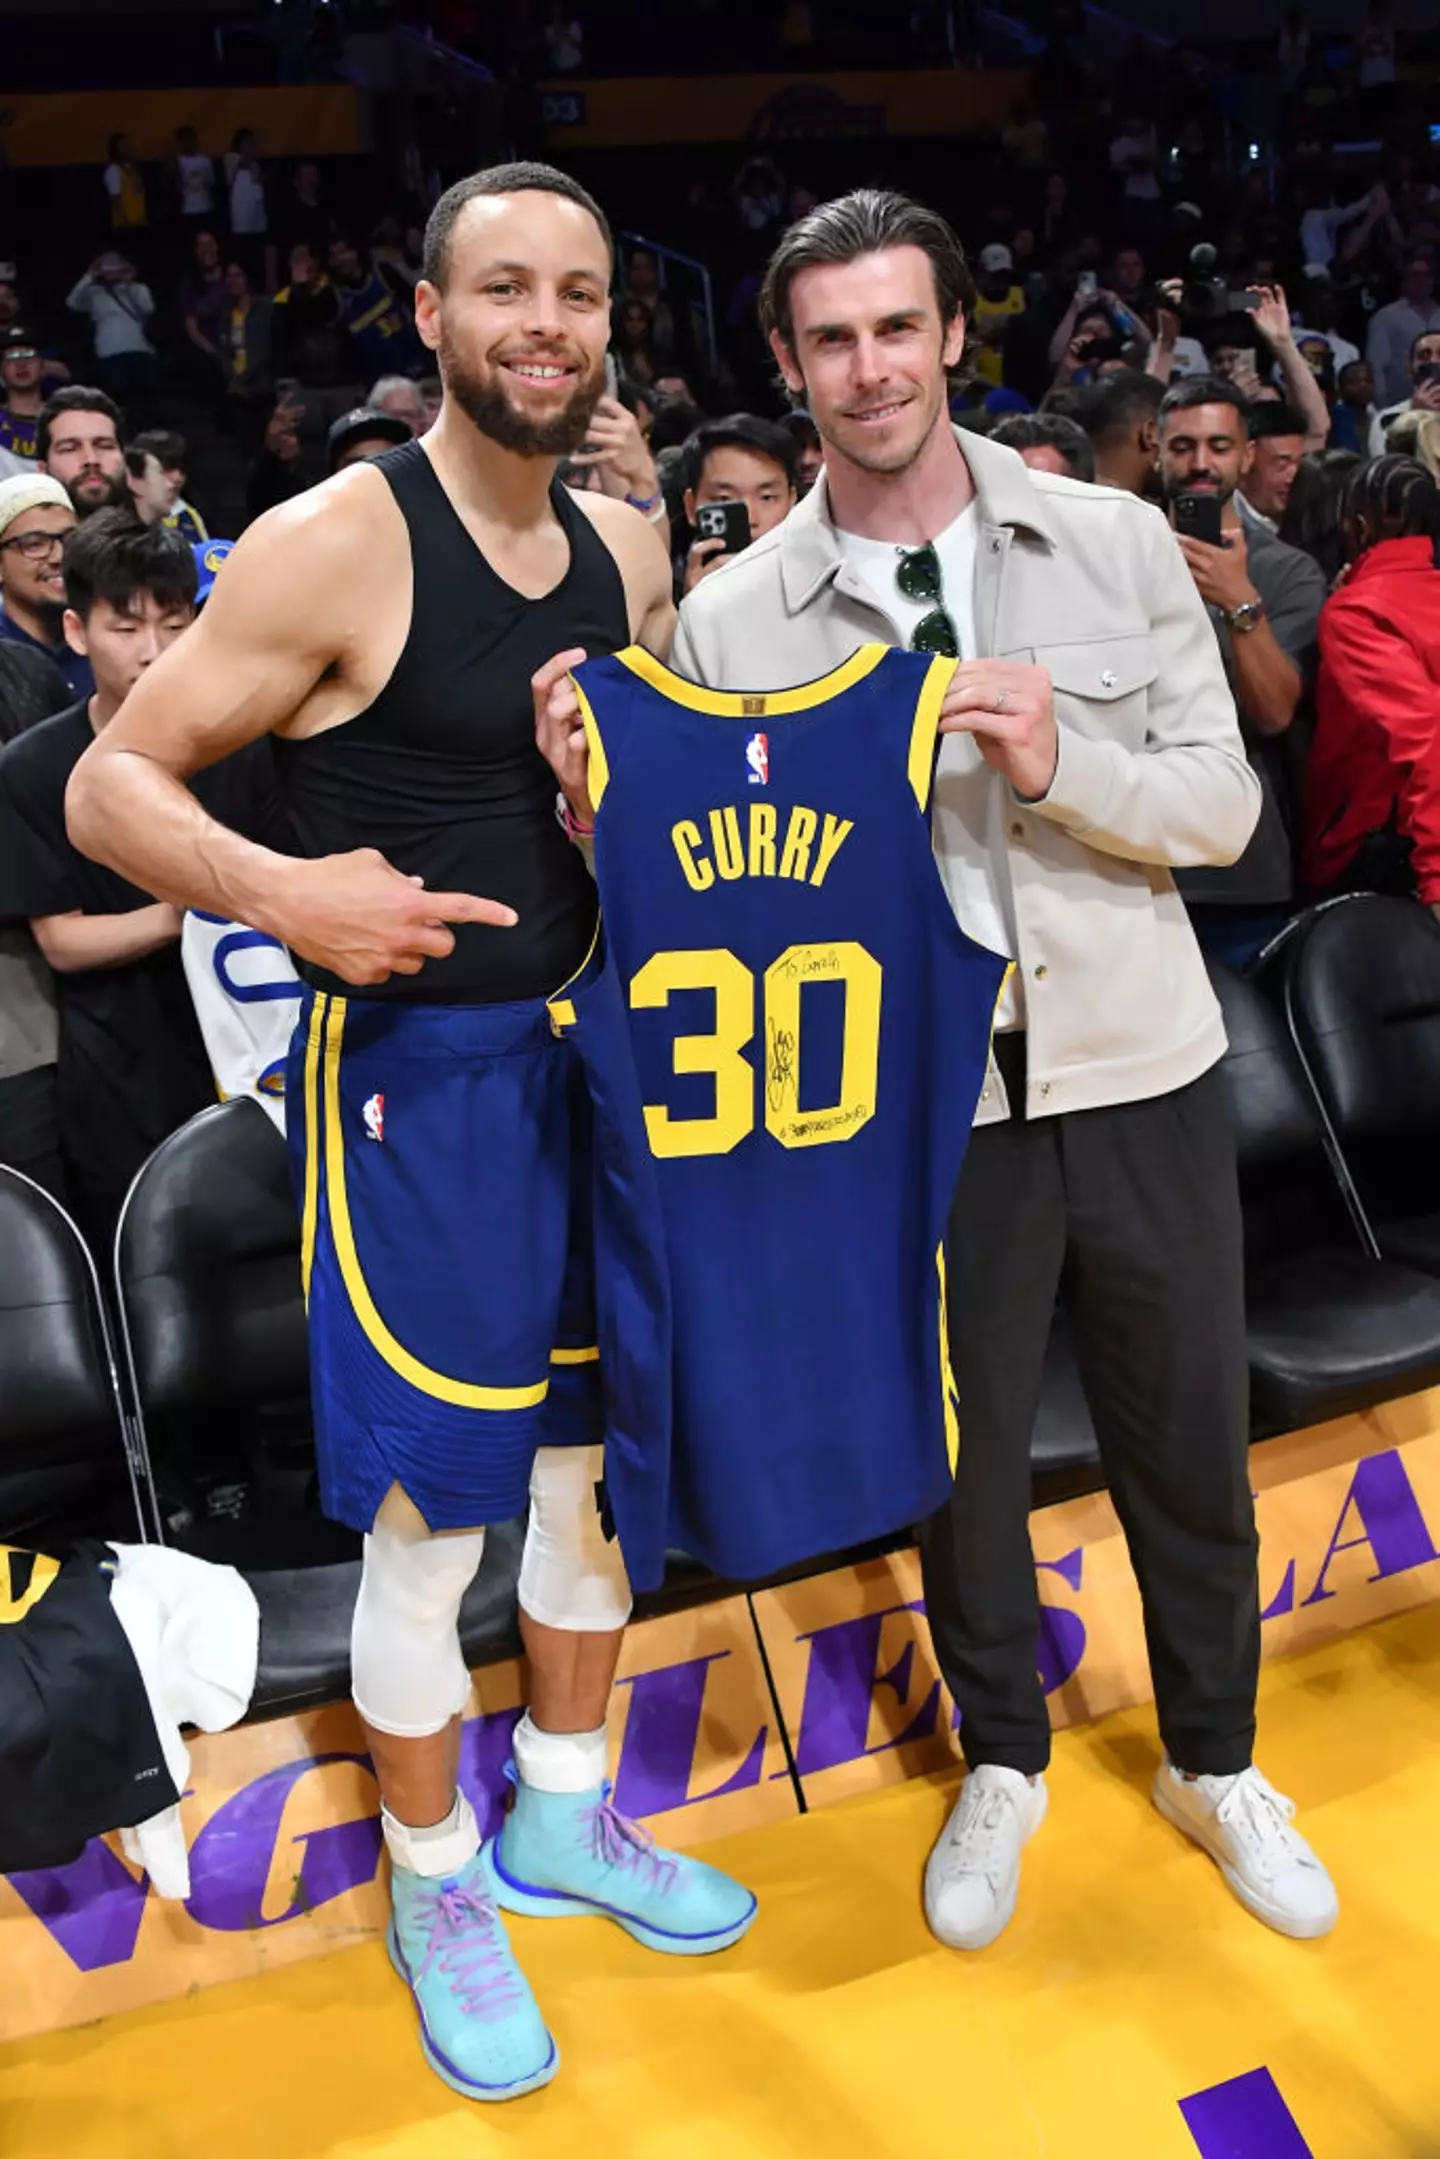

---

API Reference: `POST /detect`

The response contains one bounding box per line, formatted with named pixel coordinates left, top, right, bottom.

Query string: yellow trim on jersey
left=546, top=912, right=602, bottom=1033
left=572, top=677, right=610, bottom=812
left=0, top=1548, right=61, bottom=1625
left=550, top=1345, right=600, bottom=1365
left=613, top=641, right=889, bottom=717
left=908, top=655, right=957, bottom=810
left=936, top=1245, right=961, bottom=1475
left=299, top=994, right=326, bottom=1302
left=320, top=997, right=550, bottom=1411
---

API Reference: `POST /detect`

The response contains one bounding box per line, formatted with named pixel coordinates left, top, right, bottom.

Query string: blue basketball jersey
left=572, top=641, right=1009, bottom=1580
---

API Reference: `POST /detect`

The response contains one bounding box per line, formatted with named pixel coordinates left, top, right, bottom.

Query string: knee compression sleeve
left=517, top=1444, right=633, bottom=1632
left=351, top=1501, right=487, bottom=1738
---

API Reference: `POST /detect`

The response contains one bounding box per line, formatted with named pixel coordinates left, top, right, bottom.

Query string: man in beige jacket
left=534, top=189, right=1337, bottom=1950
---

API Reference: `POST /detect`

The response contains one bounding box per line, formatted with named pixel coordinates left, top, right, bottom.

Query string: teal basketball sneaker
left=482, top=1771, right=758, bottom=1955
left=387, top=1852, right=559, bottom=2101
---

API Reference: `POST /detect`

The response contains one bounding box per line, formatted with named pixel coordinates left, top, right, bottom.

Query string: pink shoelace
left=589, top=1783, right=680, bottom=1893
left=410, top=1882, right=524, bottom=2023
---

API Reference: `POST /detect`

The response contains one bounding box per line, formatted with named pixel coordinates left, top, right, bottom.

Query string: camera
left=1176, top=244, right=1258, bottom=323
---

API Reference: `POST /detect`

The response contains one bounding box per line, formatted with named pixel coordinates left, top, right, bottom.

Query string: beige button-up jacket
left=669, top=429, right=1261, bottom=1121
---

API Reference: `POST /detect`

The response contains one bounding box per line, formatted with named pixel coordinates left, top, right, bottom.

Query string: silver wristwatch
left=1226, top=597, right=1266, bottom=634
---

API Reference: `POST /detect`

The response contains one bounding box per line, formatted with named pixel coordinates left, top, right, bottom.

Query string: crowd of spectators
left=0, top=4, right=1437, bottom=1343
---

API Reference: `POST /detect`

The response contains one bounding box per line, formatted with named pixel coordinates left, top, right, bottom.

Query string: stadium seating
left=1280, top=895, right=1440, bottom=1278
left=1209, top=959, right=1440, bottom=1434
left=0, top=1167, right=154, bottom=1544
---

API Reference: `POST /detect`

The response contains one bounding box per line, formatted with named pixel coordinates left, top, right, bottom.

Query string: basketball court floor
left=3, top=1600, right=1435, bottom=2159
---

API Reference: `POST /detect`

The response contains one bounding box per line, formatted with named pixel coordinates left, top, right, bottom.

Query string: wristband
left=626, top=488, right=663, bottom=513
left=561, top=801, right=594, bottom=841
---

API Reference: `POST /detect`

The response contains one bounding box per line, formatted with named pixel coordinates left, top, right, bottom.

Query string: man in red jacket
left=1304, top=455, right=1440, bottom=907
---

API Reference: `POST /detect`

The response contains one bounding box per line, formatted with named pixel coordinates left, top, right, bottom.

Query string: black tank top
left=273, top=439, right=630, bottom=1003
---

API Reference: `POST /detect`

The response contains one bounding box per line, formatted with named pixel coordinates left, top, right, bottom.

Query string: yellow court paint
left=7, top=1394, right=1440, bottom=2048
left=4, top=1604, right=1438, bottom=2159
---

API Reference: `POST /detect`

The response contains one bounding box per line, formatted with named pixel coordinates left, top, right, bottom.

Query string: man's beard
left=33, top=597, right=66, bottom=643
left=1160, top=469, right=1235, bottom=508
left=441, top=330, right=603, bottom=459
left=67, top=470, right=129, bottom=517
left=826, top=382, right=945, bottom=478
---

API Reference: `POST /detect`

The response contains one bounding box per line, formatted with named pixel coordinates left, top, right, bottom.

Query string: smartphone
left=1414, top=362, right=1440, bottom=388
left=696, top=500, right=752, bottom=555
left=1173, top=492, right=1224, bottom=546
left=1227, top=289, right=1262, bottom=312
left=1076, top=270, right=1098, bottom=299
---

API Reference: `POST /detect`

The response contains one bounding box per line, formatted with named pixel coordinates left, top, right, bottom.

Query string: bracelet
left=626, top=488, right=663, bottom=513
left=561, top=801, right=594, bottom=842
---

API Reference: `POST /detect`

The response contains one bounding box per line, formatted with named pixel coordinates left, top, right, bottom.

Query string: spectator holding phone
left=65, top=252, right=157, bottom=406
left=1369, top=328, right=1440, bottom=455
left=1157, top=377, right=1325, bottom=963
left=679, top=413, right=799, bottom=593
left=562, top=392, right=665, bottom=524
left=1366, top=256, right=1440, bottom=409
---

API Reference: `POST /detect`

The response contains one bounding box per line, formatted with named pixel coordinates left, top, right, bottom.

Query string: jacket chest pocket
left=1027, top=632, right=1158, bottom=749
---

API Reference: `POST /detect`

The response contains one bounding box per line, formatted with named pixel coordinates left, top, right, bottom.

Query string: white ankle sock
left=512, top=1711, right=608, bottom=1794
left=382, top=1789, right=480, bottom=1878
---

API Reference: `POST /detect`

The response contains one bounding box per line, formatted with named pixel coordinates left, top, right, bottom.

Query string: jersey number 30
left=629, top=941, right=882, bottom=1157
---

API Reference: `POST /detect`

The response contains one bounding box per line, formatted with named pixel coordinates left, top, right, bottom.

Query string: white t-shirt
left=836, top=504, right=1023, bottom=1025
left=837, top=502, right=978, bottom=657
left=1110, top=127, right=1161, bottom=202
left=229, top=165, right=267, bottom=236
left=178, top=152, right=215, bottom=217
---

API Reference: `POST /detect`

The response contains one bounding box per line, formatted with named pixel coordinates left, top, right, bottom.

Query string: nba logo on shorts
left=363, top=1092, right=385, bottom=1143
left=745, top=732, right=770, bottom=786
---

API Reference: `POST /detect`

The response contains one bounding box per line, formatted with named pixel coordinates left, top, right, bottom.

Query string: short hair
left=681, top=413, right=801, bottom=498
left=37, top=385, right=124, bottom=465
left=1337, top=358, right=1371, bottom=387
left=1246, top=400, right=1308, bottom=441
left=1412, top=326, right=1440, bottom=364
left=759, top=188, right=977, bottom=352
left=990, top=412, right=1096, bottom=482
left=1158, top=375, right=1249, bottom=434
left=421, top=162, right=614, bottom=289
left=62, top=509, right=197, bottom=622
left=369, top=373, right=424, bottom=409
left=128, top=427, right=186, bottom=472
left=648, top=396, right=708, bottom=457
left=1079, top=368, right=1164, bottom=448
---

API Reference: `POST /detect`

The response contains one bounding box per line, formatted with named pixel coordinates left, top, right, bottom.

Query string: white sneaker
left=1152, top=1762, right=1339, bottom=1940
left=923, top=1764, right=1048, bottom=1951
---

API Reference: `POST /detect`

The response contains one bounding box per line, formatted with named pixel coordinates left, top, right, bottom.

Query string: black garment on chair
left=0, top=1542, right=178, bottom=1872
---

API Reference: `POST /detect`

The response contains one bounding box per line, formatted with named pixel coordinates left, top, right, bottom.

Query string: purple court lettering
left=1179, top=2066, right=1314, bottom=2157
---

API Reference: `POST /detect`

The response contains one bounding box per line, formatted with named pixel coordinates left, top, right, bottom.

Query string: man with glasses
left=556, top=189, right=1337, bottom=1952
left=0, top=474, right=90, bottom=698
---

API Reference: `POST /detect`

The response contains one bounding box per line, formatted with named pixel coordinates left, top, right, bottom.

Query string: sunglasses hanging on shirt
left=896, top=543, right=960, bottom=658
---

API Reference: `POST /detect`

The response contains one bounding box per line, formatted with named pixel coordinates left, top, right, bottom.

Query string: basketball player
left=65, top=162, right=756, bottom=2105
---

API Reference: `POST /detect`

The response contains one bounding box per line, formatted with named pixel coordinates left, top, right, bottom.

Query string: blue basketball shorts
left=286, top=982, right=610, bottom=1537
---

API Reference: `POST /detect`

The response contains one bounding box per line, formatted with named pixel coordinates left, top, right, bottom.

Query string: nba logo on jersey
left=745, top=732, right=769, bottom=786
left=362, top=1092, right=385, bottom=1143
